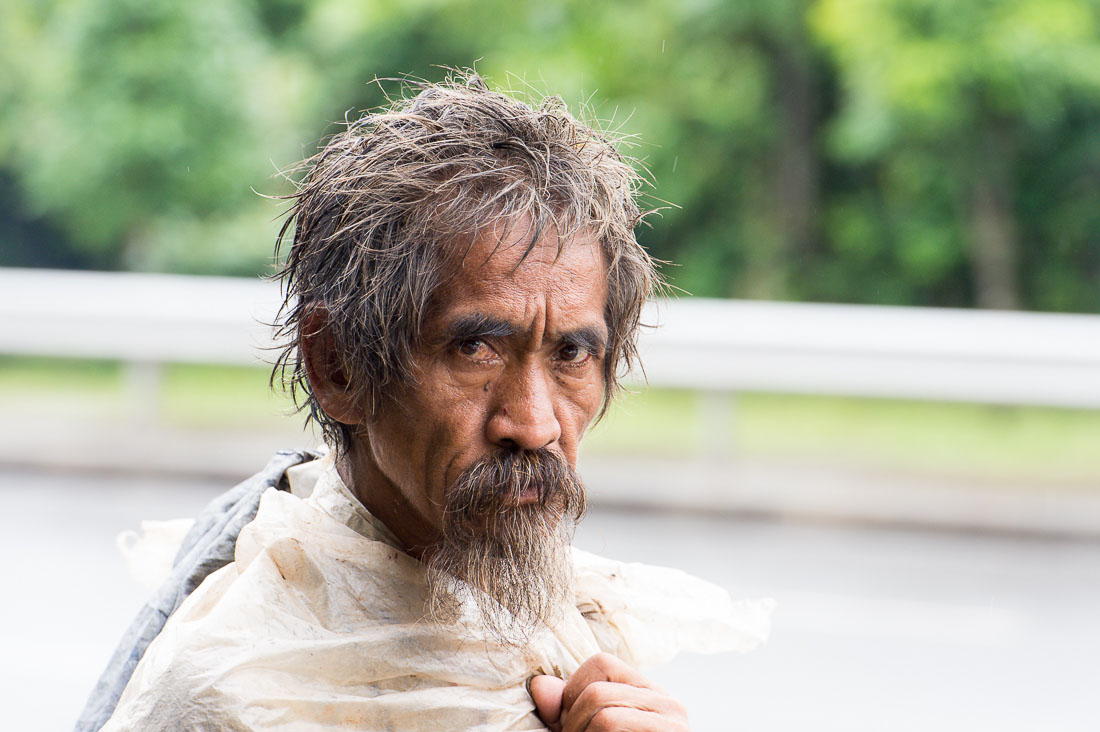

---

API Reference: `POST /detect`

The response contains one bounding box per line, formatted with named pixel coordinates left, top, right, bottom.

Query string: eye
left=458, top=338, right=484, bottom=356
left=556, top=343, right=591, bottom=365
left=456, top=338, right=497, bottom=363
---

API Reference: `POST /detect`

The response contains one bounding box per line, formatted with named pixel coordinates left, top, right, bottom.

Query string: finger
left=529, top=674, right=566, bottom=730
left=564, top=681, right=688, bottom=732
left=571, top=706, right=688, bottom=732
left=562, top=653, right=662, bottom=715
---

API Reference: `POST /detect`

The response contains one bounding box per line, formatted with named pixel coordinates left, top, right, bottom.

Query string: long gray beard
left=424, top=448, right=588, bottom=648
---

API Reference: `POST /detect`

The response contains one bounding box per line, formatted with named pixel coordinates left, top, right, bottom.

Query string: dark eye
left=557, top=343, right=589, bottom=364
left=458, top=338, right=483, bottom=356
left=458, top=338, right=494, bottom=359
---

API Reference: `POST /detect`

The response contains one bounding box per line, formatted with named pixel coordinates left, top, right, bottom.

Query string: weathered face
left=349, top=220, right=608, bottom=555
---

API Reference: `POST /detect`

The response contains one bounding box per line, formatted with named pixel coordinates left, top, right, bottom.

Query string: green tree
left=812, top=0, right=1100, bottom=309
left=3, top=0, right=296, bottom=272
left=463, top=0, right=827, bottom=300
left=2, top=0, right=1098, bottom=312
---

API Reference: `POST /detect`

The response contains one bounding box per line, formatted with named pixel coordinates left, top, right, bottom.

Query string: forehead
left=429, top=222, right=608, bottom=326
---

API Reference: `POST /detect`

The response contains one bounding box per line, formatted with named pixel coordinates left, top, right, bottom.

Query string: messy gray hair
left=272, top=71, right=662, bottom=454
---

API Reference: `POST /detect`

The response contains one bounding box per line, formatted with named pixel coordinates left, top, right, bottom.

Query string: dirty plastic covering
left=103, top=460, right=773, bottom=731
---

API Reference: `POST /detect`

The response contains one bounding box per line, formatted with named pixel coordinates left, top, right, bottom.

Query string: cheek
left=418, top=367, right=495, bottom=475
left=557, top=376, right=605, bottom=439
left=364, top=409, right=422, bottom=489
left=364, top=382, right=456, bottom=484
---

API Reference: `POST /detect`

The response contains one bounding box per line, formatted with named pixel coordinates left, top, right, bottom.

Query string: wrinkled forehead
left=422, top=218, right=609, bottom=332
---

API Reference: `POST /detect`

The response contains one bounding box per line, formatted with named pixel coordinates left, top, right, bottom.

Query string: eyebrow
left=447, top=313, right=516, bottom=341
left=560, top=326, right=607, bottom=356
left=445, top=313, right=607, bottom=354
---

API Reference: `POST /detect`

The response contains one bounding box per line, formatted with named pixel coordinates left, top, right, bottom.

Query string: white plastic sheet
left=105, top=462, right=773, bottom=730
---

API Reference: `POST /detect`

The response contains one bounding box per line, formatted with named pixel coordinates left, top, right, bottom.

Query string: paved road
left=3, top=468, right=1098, bottom=731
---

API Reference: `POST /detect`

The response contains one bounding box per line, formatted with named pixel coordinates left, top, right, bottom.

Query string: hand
left=529, top=653, right=689, bottom=732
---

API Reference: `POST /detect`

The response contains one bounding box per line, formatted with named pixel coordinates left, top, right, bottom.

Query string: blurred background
left=1, top=0, right=1099, bottom=729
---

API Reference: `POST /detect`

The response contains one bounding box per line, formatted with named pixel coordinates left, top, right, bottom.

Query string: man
left=80, top=73, right=770, bottom=731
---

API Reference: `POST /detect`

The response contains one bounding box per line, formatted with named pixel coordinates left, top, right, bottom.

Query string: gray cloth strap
left=74, top=449, right=320, bottom=732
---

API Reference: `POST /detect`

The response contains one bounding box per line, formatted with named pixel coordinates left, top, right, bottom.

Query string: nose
left=485, top=360, right=561, bottom=451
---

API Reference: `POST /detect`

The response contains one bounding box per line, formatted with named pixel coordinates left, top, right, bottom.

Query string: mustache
left=444, top=448, right=587, bottom=525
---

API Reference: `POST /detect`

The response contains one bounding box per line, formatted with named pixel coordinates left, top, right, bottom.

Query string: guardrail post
left=124, top=360, right=163, bottom=424
left=698, top=389, right=736, bottom=460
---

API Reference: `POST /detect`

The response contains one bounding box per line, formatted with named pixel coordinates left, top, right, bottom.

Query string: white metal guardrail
left=2, top=266, right=1100, bottom=408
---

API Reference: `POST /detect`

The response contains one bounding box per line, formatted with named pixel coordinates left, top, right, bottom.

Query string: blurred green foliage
left=1, top=0, right=1097, bottom=310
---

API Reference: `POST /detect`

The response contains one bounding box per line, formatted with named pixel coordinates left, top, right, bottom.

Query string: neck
left=336, top=445, right=439, bottom=561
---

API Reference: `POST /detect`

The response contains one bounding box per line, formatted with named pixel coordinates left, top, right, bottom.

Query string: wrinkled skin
left=530, top=653, right=690, bottom=732
left=304, top=219, right=691, bottom=731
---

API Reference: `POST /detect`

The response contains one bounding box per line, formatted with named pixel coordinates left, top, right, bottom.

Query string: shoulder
left=102, top=566, right=247, bottom=730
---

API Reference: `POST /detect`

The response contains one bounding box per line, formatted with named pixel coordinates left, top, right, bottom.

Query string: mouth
left=515, top=484, right=541, bottom=505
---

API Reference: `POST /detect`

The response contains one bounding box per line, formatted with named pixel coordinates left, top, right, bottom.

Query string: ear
left=300, top=308, right=365, bottom=426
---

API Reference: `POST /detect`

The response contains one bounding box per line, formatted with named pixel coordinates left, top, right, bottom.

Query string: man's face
left=351, top=219, right=608, bottom=555
left=344, top=219, right=608, bottom=642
